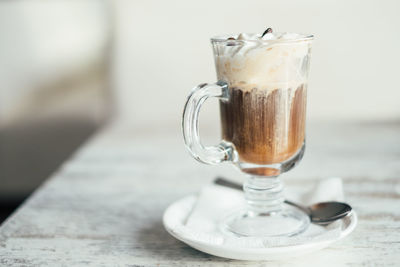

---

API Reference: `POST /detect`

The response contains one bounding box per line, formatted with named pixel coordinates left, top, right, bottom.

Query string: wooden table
left=1, top=121, right=399, bottom=266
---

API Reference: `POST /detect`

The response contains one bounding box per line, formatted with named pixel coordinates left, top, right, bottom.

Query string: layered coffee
left=220, top=84, right=306, bottom=164
left=213, top=32, right=311, bottom=174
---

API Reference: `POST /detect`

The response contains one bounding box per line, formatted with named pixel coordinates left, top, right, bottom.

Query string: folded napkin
left=175, top=177, right=345, bottom=248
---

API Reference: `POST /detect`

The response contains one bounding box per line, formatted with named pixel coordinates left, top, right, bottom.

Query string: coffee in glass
left=183, top=29, right=313, bottom=237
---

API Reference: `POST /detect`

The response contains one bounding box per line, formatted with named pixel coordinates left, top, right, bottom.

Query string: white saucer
left=163, top=195, right=357, bottom=261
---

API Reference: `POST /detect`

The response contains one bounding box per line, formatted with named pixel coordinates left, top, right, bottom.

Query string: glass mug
left=182, top=33, right=314, bottom=237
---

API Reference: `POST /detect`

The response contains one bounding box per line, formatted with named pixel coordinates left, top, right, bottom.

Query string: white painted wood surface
left=1, top=121, right=400, bottom=266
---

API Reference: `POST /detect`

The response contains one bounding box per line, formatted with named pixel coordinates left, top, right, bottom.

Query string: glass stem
left=243, top=176, right=284, bottom=215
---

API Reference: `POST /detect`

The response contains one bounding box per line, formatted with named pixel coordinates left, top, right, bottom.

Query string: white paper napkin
left=174, top=177, right=345, bottom=248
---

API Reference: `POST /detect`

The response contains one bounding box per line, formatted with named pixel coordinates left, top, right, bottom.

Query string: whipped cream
left=236, top=32, right=303, bottom=41
left=214, top=32, right=312, bottom=91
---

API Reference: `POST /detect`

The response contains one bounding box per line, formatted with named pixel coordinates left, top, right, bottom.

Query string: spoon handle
left=214, top=177, right=311, bottom=215
left=283, top=199, right=311, bottom=215
left=214, top=177, right=242, bottom=190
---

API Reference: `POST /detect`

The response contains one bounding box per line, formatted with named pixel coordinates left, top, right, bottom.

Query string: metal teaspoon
left=214, top=177, right=352, bottom=225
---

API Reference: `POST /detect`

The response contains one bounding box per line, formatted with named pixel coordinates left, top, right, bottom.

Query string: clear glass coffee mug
left=183, top=33, right=314, bottom=237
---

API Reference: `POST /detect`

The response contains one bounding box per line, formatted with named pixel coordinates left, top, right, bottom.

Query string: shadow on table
left=135, top=219, right=232, bottom=263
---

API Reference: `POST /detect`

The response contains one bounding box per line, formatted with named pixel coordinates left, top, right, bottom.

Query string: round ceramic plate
left=163, top=195, right=357, bottom=261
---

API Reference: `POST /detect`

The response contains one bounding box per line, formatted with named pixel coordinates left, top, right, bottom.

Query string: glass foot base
left=221, top=208, right=310, bottom=237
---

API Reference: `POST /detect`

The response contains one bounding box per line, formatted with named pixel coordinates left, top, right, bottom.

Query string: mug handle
left=182, top=81, right=236, bottom=165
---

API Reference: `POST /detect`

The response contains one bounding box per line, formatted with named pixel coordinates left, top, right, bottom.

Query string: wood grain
left=0, top=121, right=399, bottom=266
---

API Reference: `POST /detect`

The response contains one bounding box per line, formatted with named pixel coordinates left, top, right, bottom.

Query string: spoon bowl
left=309, top=202, right=352, bottom=224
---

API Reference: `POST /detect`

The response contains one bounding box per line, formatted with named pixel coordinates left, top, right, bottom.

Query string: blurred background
left=0, top=0, right=399, bottom=222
